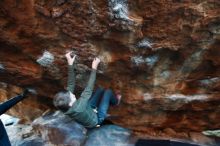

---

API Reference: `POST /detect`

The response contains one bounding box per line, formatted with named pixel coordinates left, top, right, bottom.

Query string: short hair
left=53, top=90, right=71, bottom=112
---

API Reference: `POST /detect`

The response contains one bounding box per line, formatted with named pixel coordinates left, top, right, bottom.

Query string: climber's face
left=68, top=91, right=76, bottom=107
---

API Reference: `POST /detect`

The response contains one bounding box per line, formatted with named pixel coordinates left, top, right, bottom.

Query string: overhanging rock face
left=0, top=0, right=220, bottom=139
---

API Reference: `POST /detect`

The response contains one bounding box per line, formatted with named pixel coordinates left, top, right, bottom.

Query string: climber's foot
left=115, top=91, right=122, bottom=105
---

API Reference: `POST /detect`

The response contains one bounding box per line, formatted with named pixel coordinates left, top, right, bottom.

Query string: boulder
left=0, top=0, right=220, bottom=140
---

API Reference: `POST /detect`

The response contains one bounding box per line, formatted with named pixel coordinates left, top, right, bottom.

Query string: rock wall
left=0, top=0, right=220, bottom=140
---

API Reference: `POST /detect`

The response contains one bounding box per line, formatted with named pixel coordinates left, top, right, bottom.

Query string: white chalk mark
left=165, top=94, right=208, bottom=102
left=131, top=56, right=145, bottom=65
left=137, top=38, right=153, bottom=48
left=131, top=55, right=159, bottom=67
left=0, top=64, right=5, bottom=70
left=37, top=51, right=54, bottom=67
left=145, top=55, right=158, bottom=67
left=143, top=93, right=153, bottom=101
left=142, top=93, right=208, bottom=102
left=108, top=0, right=130, bottom=21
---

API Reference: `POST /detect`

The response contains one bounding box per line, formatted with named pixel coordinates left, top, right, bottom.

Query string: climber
left=0, top=89, right=32, bottom=146
left=53, top=51, right=121, bottom=128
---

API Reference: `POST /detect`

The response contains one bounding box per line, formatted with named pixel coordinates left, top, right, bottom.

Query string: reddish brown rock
left=0, top=0, right=220, bottom=142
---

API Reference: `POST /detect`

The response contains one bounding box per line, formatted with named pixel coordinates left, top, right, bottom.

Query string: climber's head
left=53, top=90, right=76, bottom=112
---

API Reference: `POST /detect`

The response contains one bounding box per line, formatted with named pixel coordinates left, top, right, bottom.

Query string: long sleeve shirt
left=66, top=65, right=76, bottom=93
left=65, top=69, right=98, bottom=128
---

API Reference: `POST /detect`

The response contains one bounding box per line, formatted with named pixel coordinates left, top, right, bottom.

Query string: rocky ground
left=5, top=111, right=219, bottom=146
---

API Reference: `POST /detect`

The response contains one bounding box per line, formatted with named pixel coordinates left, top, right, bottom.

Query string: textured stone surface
left=85, top=125, right=133, bottom=146
left=0, top=82, right=50, bottom=122
left=0, top=0, right=220, bottom=141
left=6, top=124, right=44, bottom=146
left=6, top=111, right=87, bottom=146
left=32, top=111, right=87, bottom=146
left=6, top=111, right=218, bottom=146
left=7, top=111, right=135, bottom=146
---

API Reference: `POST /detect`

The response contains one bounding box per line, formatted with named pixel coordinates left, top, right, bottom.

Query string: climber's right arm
left=80, top=57, right=100, bottom=100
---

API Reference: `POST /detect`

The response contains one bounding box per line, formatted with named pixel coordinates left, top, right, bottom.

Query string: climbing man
left=0, top=89, right=32, bottom=146
left=53, top=51, right=121, bottom=128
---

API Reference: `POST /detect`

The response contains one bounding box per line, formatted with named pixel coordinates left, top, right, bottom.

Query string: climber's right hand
left=92, top=57, right=101, bottom=70
left=65, top=51, right=76, bottom=65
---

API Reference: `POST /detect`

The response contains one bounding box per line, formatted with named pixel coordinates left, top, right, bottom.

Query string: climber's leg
left=97, top=89, right=119, bottom=124
left=89, top=87, right=104, bottom=109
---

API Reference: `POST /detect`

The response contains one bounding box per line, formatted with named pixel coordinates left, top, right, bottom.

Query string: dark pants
left=89, top=87, right=118, bottom=125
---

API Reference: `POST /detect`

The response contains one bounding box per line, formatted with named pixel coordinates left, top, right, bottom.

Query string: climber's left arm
left=66, top=51, right=76, bottom=93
